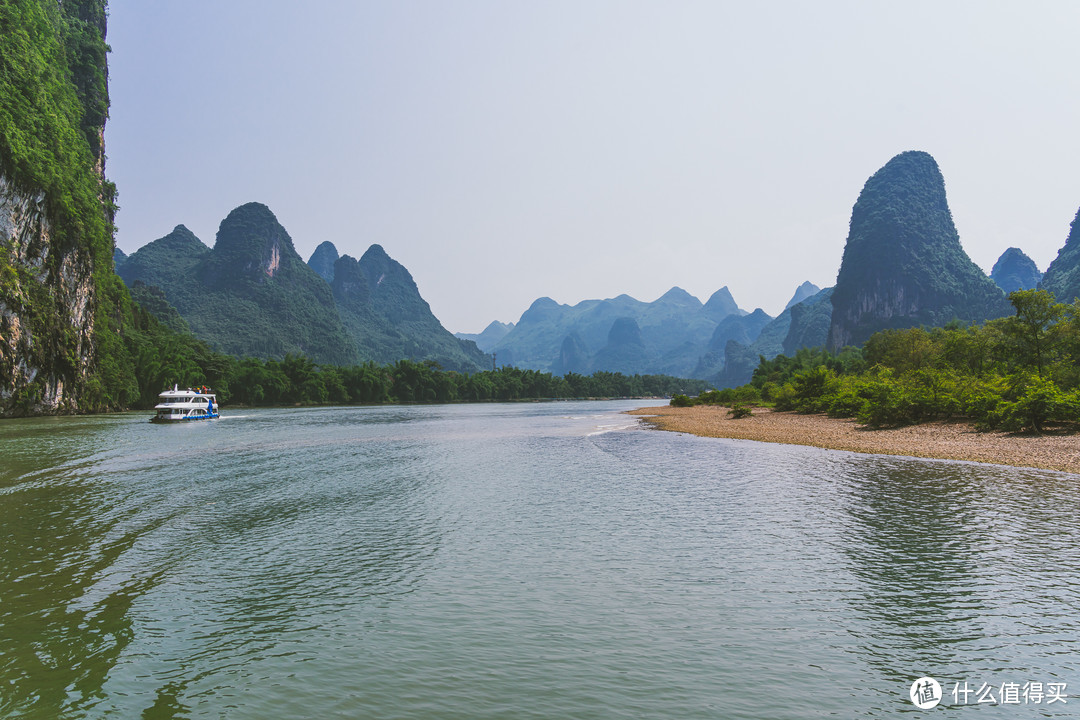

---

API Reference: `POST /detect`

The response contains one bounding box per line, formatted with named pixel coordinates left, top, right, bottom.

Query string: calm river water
left=1, top=400, right=1077, bottom=718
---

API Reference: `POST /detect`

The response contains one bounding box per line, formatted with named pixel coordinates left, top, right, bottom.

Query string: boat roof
left=157, top=388, right=215, bottom=398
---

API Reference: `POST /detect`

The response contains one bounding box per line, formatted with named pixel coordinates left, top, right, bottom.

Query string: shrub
left=696, top=389, right=728, bottom=405
left=728, top=403, right=753, bottom=419
left=992, top=375, right=1078, bottom=433
left=772, top=382, right=798, bottom=411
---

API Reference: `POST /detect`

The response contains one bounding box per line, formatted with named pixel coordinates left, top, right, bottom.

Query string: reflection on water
left=1, top=402, right=1078, bottom=718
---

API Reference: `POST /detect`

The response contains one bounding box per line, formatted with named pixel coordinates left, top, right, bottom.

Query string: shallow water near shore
left=1, top=400, right=1077, bottom=718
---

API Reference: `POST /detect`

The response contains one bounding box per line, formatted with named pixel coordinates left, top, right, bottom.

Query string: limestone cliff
left=1041, top=208, right=1080, bottom=303
left=1, top=175, right=96, bottom=413
left=0, top=0, right=112, bottom=415
left=120, top=204, right=360, bottom=365
left=827, top=151, right=1010, bottom=349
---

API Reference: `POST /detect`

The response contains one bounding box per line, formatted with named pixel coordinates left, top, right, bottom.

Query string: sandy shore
left=628, top=404, right=1080, bottom=475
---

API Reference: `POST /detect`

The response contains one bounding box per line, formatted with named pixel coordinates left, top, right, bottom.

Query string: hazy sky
left=105, top=1, right=1080, bottom=333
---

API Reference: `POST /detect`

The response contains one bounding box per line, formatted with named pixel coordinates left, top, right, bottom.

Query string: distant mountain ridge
left=485, top=281, right=837, bottom=382
left=119, top=203, right=488, bottom=371
left=490, top=286, right=752, bottom=377
left=455, top=321, right=515, bottom=353
left=111, top=152, right=1080, bottom=391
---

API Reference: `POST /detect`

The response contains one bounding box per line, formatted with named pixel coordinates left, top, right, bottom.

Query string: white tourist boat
left=151, top=384, right=220, bottom=423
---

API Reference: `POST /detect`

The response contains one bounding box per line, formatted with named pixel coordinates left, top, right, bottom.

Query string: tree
left=1000, top=290, right=1065, bottom=377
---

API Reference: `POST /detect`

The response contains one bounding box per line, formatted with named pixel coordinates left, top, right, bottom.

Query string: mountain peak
left=330, top=254, right=370, bottom=305
left=703, top=286, right=740, bottom=320
left=828, top=151, right=1010, bottom=349
left=209, top=202, right=299, bottom=283
left=308, top=241, right=339, bottom=283
left=656, top=287, right=701, bottom=307
left=784, top=281, right=821, bottom=310
left=990, top=247, right=1042, bottom=294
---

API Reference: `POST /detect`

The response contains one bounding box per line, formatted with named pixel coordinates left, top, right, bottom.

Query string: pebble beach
left=628, top=404, right=1080, bottom=474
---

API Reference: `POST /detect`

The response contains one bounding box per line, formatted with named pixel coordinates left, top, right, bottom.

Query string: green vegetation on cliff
left=828, top=151, right=1011, bottom=349
left=1041, top=208, right=1080, bottom=304
left=0, top=0, right=246, bottom=414
left=0, top=0, right=112, bottom=252
left=0, top=0, right=120, bottom=413
left=120, top=206, right=360, bottom=366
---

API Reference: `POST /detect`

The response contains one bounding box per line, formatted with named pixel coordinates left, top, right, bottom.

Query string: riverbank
left=628, top=404, right=1080, bottom=474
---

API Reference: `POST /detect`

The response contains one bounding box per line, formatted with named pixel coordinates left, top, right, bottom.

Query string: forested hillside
left=0, top=0, right=120, bottom=414
left=828, top=151, right=1011, bottom=349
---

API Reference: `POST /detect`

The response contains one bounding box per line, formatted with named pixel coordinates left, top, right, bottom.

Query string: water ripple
left=1, top=402, right=1078, bottom=718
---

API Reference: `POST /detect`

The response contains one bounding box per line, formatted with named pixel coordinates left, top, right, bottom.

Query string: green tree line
left=94, top=302, right=708, bottom=409
left=675, top=290, right=1080, bottom=433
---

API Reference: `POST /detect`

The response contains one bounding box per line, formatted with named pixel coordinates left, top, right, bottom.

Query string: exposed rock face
left=828, top=151, right=1010, bottom=349
left=204, top=203, right=298, bottom=285
left=121, top=204, right=359, bottom=365
left=1, top=0, right=112, bottom=416
left=990, top=248, right=1042, bottom=294
left=1041, top=208, right=1080, bottom=303
left=1, top=174, right=95, bottom=414
left=308, top=241, right=339, bottom=283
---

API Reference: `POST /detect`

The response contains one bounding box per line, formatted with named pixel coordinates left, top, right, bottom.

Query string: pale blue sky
left=105, top=1, right=1080, bottom=333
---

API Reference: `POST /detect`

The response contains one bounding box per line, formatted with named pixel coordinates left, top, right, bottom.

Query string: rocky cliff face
left=1041, top=208, right=1080, bottom=303
left=120, top=204, right=360, bottom=365
left=0, top=0, right=118, bottom=416
left=1, top=174, right=96, bottom=414
left=828, top=151, right=1010, bottom=349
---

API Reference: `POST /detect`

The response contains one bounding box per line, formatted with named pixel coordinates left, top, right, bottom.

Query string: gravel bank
left=628, top=404, right=1080, bottom=474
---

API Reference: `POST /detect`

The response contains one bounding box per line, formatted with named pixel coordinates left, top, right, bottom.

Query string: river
left=1, top=400, right=1076, bottom=718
